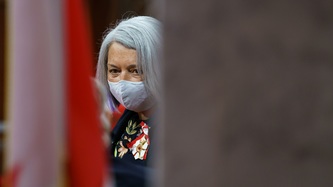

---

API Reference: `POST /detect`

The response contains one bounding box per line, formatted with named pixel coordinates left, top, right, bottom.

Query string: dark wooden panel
left=0, top=0, right=5, bottom=175
left=87, top=0, right=148, bottom=68
left=0, top=0, right=5, bottom=121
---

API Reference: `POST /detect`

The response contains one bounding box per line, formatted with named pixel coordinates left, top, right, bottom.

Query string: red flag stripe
left=65, top=0, right=106, bottom=186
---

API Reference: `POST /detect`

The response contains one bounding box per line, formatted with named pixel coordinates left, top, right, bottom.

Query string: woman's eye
left=108, top=69, right=119, bottom=74
left=130, top=69, right=139, bottom=74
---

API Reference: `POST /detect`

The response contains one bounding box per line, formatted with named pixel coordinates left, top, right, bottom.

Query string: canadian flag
left=6, top=0, right=107, bottom=186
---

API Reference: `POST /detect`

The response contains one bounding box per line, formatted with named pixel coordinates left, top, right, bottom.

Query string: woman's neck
left=138, top=112, right=149, bottom=120
left=138, top=108, right=153, bottom=120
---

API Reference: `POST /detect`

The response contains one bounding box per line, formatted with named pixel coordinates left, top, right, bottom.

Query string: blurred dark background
left=0, top=0, right=153, bottom=175
left=86, top=0, right=152, bottom=63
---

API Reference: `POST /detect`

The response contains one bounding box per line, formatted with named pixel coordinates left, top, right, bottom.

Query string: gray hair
left=96, top=16, right=162, bottom=110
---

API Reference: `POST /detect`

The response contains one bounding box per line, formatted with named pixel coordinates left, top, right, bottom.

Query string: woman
left=96, top=16, right=161, bottom=187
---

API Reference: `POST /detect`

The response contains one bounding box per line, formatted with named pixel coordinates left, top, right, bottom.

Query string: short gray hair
left=96, top=16, right=162, bottom=110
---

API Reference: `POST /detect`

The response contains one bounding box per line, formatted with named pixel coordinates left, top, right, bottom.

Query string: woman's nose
left=119, top=72, right=130, bottom=81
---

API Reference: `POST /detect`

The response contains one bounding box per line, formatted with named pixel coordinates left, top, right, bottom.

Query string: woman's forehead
left=107, top=42, right=137, bottom=66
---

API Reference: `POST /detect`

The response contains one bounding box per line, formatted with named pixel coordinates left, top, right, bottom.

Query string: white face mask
left=108, top=80, right=155, bottom=112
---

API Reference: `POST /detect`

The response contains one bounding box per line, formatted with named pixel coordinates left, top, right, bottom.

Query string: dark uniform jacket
left=110, top=109, right=154, bottom=187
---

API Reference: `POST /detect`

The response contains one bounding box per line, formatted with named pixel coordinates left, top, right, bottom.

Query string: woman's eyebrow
left=107, top=64, right=118, bottom=68
left=127, top=64, right=137, bottom=69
